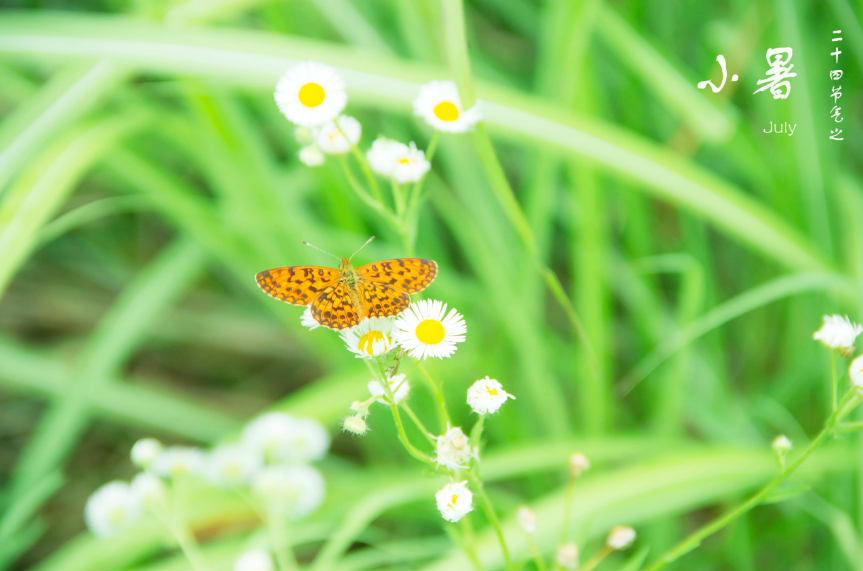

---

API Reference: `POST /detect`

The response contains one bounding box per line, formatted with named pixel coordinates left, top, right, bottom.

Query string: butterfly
left=255, top=238, right=437, bottom=331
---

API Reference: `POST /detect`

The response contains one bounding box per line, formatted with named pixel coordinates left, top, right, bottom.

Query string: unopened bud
left=606, top=526, right=636, bottom=550
left=517, top=505, right=536, bottom=534
left=342, top=415, right=368, bottom=436
left=569, top=452, right=590, bottom=478
left=555, top=543, right=578, bottom=569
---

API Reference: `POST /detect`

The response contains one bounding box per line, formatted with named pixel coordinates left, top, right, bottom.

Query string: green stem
left=366, top=358, right=436, bottom=466
left=459, top=515, right=484, bottom=571
left=337, top=155, right=384, bottom=213
left=643, top=389, right=859, bottom=571
left=401, top=402, right=436, bottom=445
left=468, top=473, right=514, bottom=571
left=832, top=352, right=838, bottom=412
left=558, top=474, right=577, bottom=546
left=392, top=179, right=406, bottom=219
left=171, top=524, right=211, bottom=571
left=836, top=420, right=863, bottom=434
left=526, top=533, right=549, bottom=571
left=267, top=512, right=300, bottom=571
left=580, top=546, right=612, bottom=571
left=438, top=0, right=598, bottom=374
left=405, top=131, right=441, bottom=253
left=419, top=363, right=451, bottom=429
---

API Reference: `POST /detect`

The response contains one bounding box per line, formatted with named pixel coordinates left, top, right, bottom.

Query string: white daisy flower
left=849, top=355, right=863, bottom=389
left=286, top=417, right=331, bottom=463
left=569, top=452, right=590, bottom=478
left=368, top=373, right=410, bottom=404
left=301, top=307, right=320, bottom=330
left=413, top=80, right=482, bottom=133
left=150, top=446, right=205, bottom=480
left=435, top=480, right=473, bottom=522
left=555, top=543, right=579, bottom=570
left=434, top=426, right=474, bottom=469
left=243, top=412, right=329, bottom=463
left=84, top=481, right=141, bottom=537
left=606, top=526, right=636, bottom=550
left=466, top=376, right=515, bottom=415
left=316, top=115, right=361, bottom=155
left=299, top=145, right=325, bottom=167
left=234, top=550, right=274, bottom=571
left=366, top=137, right=430, bottom=183
left=517, top=505, right=536, bottom=534
left=392, top=299, right=466, bottom=360
left=206, top=444, right=263, bottom=488
left=274, top=61, right=347, bottom=127
left=340, top=317, right=394, bottom=358
left=251, top=465, right=325, bottom=520
left=130, top=438, right=162, bottom=469
left=130, top=472, right=166, bottom=510
left=813, top=314, right=862, bottom=353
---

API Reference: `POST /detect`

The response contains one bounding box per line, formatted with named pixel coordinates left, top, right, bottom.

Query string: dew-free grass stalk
left=580, top=546, right=612, bottom=571
left=643, top=388, right=861, bottom=571
left=419, top=363, right=451, bottom=428
left=439, top=0, right=598, bottom=376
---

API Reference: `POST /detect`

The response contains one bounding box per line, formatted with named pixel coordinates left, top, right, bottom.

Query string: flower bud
left=555, top=543, right=578, bottom=570
left=569, top=452, right=590, bottom=478
left=606, top=525, right=636, bottom=550
left=517, top=505, right=536, bottom=534
left=343, top=415, right=368, bottom=436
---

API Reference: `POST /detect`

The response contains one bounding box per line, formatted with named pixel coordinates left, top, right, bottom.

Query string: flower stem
left=267, top=512, right=300, bottom=571
left=419, top=363, right=451, bottom=429
left=459, top=515, right=484, bottom=571
left=832, top=352, right=838, bottom=412
left=643, top=389, right=858, bottom=571
left=438, top=0, right=598, bottom=375
left=526, top=533, right=549, bottom=571
left=580, top=546, right=612, bottom=571
left=467, top=472, right=514, bottom=571
left=171, top=524, right=212, bottom=571
left=401, top=402, right=436, bottom=446
left=558, top=473, right=577, bottom=546
left=368, top=358, right=435, bottom=466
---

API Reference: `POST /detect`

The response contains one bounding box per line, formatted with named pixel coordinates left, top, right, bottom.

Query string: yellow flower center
left=486, top=387, right=499, bottom=396
left=397, top=157, right=413, bottom=164
left=416, top=319, right=445, bottom=345
left=358, top=331, right=389, bottom=355
left=298, top=82, right=325, bottom=107
left=433, top=101, right=460, bottom=121
left=451, top=494, right=459, bottom=505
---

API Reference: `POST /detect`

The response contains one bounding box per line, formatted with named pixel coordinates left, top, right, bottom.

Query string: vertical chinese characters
left=829, top=30, right=844, bottom=141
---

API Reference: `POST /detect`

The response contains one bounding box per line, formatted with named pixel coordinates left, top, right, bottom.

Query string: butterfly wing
left=255, top=266, right=340, bottom=305
left=359, top=280, right=411, bottom=319
left=310, top=281, right=361, bottom=330
left=356, top=258, right=437, bottom=294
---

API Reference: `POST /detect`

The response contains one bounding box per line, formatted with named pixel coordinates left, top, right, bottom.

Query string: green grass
left=0, top=0, right=862, bottom=569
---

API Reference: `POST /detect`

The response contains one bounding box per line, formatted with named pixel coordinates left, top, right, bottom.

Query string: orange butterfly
left=255, top=238, right=437, bottom=331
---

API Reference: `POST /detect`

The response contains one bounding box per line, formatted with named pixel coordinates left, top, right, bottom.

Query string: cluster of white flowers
left=84, top=412, right=329, bottom=538
left=274, top=61, right=480, bottom=171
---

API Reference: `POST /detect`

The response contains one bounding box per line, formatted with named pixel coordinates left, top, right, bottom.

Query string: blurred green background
left=0, top=0, right=862, bottom=569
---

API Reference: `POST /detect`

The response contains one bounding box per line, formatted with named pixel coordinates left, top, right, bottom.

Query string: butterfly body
left=256, top=257, right=437, bottom=331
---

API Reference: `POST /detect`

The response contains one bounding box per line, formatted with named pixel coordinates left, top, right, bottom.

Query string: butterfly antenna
left=302, top=241, right=340, bottom=261
left=349, top=236, right=376, bottom=261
